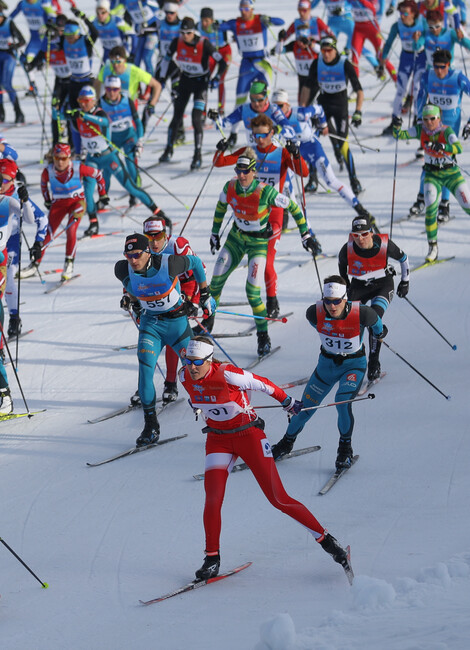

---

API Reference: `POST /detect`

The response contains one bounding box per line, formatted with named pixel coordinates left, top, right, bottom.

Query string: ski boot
left=14, top=98, right=25, bottom=124
left=136, top=409, right=160, bottom=447
left=425, top=241, right=438, bottom=263
left=190, top=149, right=202, bottom=170
left=159, top=145, right=174, bottom=163
left=350, top=177, right=363, bottom=195
left=83, top=216, right=99, bottom=237
left=7, top=314, right=22, bottom=338
left=175, top=124, right=186, bottom=145
left=401, top=93, right=412, bottom=115
left=26, top=81, right=38, bottom=97
left=437, top=200, right=450, bottom=223
left=256, top=331, right=271, bottom=357
left=192, top=313, right=215, bottom=336
left=408, top=193, right=425, bottom=217
left=0, top=387, right=13, bottom=415
left=162, top=381, right=178, bottom=404
left=367, top=359, right=381, bottom=382
left=195, top=553, right=220, bottom=581
left=318, top=533, right=349, bottom=566
left=61, top=257, right=74, bottom=281
left=130, top=390, right=141, bottom=407
left=19, top=261, right=39, bottom=279
left=0, top=102, right=5, bottom=122
left=271, top=435, right=295, bottom=460
left=335, top=439, right=354, bottom=471
left=129, top=194, right=137, bottom=208
left=305, top=169, right=318, bottom=193
left=266, top=296, right=280, bottom=319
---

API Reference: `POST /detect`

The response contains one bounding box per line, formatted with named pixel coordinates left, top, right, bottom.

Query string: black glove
left=430, top=141, right=446, bottom=153
left=462, top=122, right=470, bottom=140
left=278, top=29, right=287, bottom=41
left=216, top=138, right=229, bottom=152
left=199, top=287, right=216, bottom=318
left=44, top=199, right=52, bottom=209
left=285, top=140, right=300, bottom=158
left=301, top=232, right=322, bottom=257
left=30, top=240, right=42, bottom=263
left=282, top=396, right=303, bottom=415
left=209, top=75, right=220, bottom=90
left=132, top=301, right=143, bottom=319
left=376, top=324, right=388, bottom=340
left=17, top=184, right=29, bottom=202
left=396, top=280, right=409, bottom=298
left=98, top=194, right=110, bottom=207
left=386, top=4, right=394, bottom=16
left=143, top=103, right=155, bottom=119
left=71, top=7, right=85, bottom=19
left=351, top=110, right=362, bottom=127
left=210, top=233, right=220, bottom=255
left=182, top=294, right=198, bottom=318
left=332, top=6, right=343, bottom=15
left=375, top=63, right=385, bottom=79
left=227, top=133, right=237, bottom=148
left=24, top=61, right=34, bottom=73
left=120, top=294, right=132, bottom=311
left=207, top=108, right=219, bottom=121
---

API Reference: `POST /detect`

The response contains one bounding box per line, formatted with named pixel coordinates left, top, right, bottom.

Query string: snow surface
left=1, top=2, right=470, bottom=649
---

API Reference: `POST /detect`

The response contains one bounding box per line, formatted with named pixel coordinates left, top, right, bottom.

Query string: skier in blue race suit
left=114, top=232, right=214, bottom=448
left=271, top=273, right=386, bottom=472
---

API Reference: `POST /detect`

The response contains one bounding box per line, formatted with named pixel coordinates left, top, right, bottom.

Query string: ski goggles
left=433, top=63, right=448, bottom=69
left=351, top=230, right=372, bottom=238
left=1, top=177, right=13, bottom=184
left=253, top=131, right=271, bottom=139
left=124, top=250, right=148, bottom=260
left=110, top=58, right=125, bottom=64
left=423, top=115, right=438, bottom=122
left=145, top=231, right=166, bottom=241
left=183, top=354, right=212, bottom=366
left=323, top=296, right=345, bottom=306
left=428, top=23, right=443, bottom=31
left=235, top=167, right=255, bottom=175
left=53, top=156, right=69, bottom=161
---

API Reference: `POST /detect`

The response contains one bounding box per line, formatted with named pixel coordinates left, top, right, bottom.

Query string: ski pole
left=253, top=393, right=375, bottom=410
left=372, top=76, right=391, bottom=102
left=0, top=537, right=48, bottom=588
left=0, top=320, right=31, bottom=411
left=326, top=131, right=380, bottom=153
left=15, top=200, right=24, bottom=367
left=192, top=315, right=239, bottom=367
left=404, top=297, right=457, bottom=351
left=389, top=133, right=399, bottom=239
left=18, top=57, right=50, bottom=151
left=179, top=153, right=220, bottom=236
left=21, top=231, right=45, bottom=284
left=382, top=340, right=451, bottom=400
left=40, top=218, right=77, bottom=252
left=142, top=100, right=172, bottom=144
left=217, top=309, right=289, bottom=323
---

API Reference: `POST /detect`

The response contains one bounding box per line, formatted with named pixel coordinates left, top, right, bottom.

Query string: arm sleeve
left=344, top=59, right=363, bottom=93
left=360, top=305, right=383, bottom=335
left=388, top=239, right=410, bottom=281
left=212, top=181, right=230, bottom=235
left=222, top=366, right=288, bottom=403
left=338, top=244, right=349, bottom=283
left=167, top=254, right=206, bottom=284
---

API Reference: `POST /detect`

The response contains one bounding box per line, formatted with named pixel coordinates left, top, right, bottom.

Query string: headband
left=323, top=282, right=347, bottom=299
left=186, top=340, right=214, bottom=359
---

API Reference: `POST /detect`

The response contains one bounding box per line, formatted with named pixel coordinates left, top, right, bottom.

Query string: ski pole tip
left=452, top=345, right=457, bottom=351
left=42, top=582, right=49, bottom=589
left=446, top=395, right=451, bottom=401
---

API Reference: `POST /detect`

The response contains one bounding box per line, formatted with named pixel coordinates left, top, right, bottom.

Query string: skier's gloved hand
left=24, top=61, right=34, bottom=73
left=207, top=108, right=219, bottom=121
left=182, top=293, right=198, bottom=318
left=30, top=240, right=42, bottom=263
left=351, top=110, right=362, bottom=127
left=17, top=184, right=29, bottom=202
left=210, top=233, right=220, bottom=255
left=386, top=4, right=394, bottom=16
left=301, top=231, right=322, bottom=257
left=199, top=287, right=216, bottom=318
left=278, top=29, right=287, bottom=41
left=260, top=15, right=271, bottom=26
left=376, top=324, right=388, bottom=340
left=430, top=141, right=446, bottom=153
left=282, top=396, right=303, bottom=415
left=375, top=63, right=385, bottom=79
left=463, top=121, right=470, bottom=140
left=396, top=280, right=409, bottom=298
left=44, top=199, right=52, bottom=209
left=71, top=6, right=85, bottom=19
left=143, top=103, right=155, bottom=121
left=227, top=133, right=237, bottom=148
left=99, top=194, right=110, bottom=207
left=132, top=301, right=142, bottom=319
left=209, top=75, right=220, bottom=90
left=216, top=138, right=229, bottom=152
left=120, top=294, right=132, bottom=311
left=134, top=139, right=144, bottom=158
left=285, top=140, right=300, bottom=158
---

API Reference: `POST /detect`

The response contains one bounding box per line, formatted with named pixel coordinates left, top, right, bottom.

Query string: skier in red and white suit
left=179, top=336, right=352, bottom=582
left=350, top=0, right=397, bottom=80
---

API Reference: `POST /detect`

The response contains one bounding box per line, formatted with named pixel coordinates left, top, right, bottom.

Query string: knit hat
left=272, top=88, right=289, bottom=104
left=351, top=215, right=372, bottom=233
left=200, top=7, right=213, bottom=19
left=0, top=158, right=18, bottom=179
left=181, top=17, right=196, bottom=31
left=124, top=233, right=150, bottom=253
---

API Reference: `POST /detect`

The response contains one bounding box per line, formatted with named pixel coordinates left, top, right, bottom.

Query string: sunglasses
left=428, top=23, right=443, bottom=30
left=352, top=230, right=372, bottom=238
left=105, top=87, right=120, bottom=92
left=1, top=177, right=13, bottom=183
left=181, top=30, right=194, bottom=34
left=235, top=167, right=254, bottom=175
left=423, top=115, right=438, bottom=121
left=165, top=11, right=176, bottom=15
left=253, top=131, right=271, bottom=139
left=400, top=11, right=411, bottom=16
left=250, top=97, right=266, bottom=103
left=97, top=9, right=108, bottom=13
left=124, top=250, right=147, bottom=260
left=240, top=7, right=252, bottom=11
left=54, top=156, right=69, bottom=161
left=321, top=47, right=334, bottom=53
left=433, top=63, right=448, bottom=69
left=110, top=58, right=124, bottom=64
left=323, top=297, right=345, bottom=306
left=183, top=354, right=212, bottom=366
left=145, top=231, right=166, bottom=241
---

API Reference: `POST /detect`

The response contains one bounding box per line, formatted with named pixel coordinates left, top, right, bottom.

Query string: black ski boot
left=162, top=381, right=178, bottom=404
left=256, top=331, right=271, bottom=357
left=409, top=193, right=425, bottom=217
left=159, top=145, right=173, bottom=163
left=84, top=215, right=99, bottom=237
left=266, top=296, right=280, bottom=319
left=14, top=98, right=25, bottom=124
left=350, top=177, right=363, bottom=195
left=335, top=439, right=353, bottom=471
left=305, top=169, right=318, bottom=193
left=190, top=149, right=202, bottom=170
left=367, top=358, right=381, bottom=382
left=195, top=553, right=220, bottom=581
left=0, top=102, right=5, bottom=122
left=7, top=314, right=22, bottom=338
left=271, top=435, right=295, bottom=460
left=129, top=194, right=137, bottom=208
left=319, top=533, right=349, bottom=566
left=136, top=410, right=160, bottom=447
left=437, top=200, right=450, bottom=223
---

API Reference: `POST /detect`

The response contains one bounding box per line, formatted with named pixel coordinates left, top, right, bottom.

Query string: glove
left=278, top=29, right=287, bottom=41
left=207, top=108, right=219, bottom=121
left=17, top=184, right=29, bottom=202
left=71, top=6, right=85, bottom=19
left=285, top=140, right=300, bottom=158
left=199, top=287, right=216, bottom=318
left=44, top=199, right=52, bottom=209
left=282, top=396, right=303, bottom=415
left=332, top=6, right=343, bottom=15
left=143, top=104, right=155, bottom=120
left=375, top=63, right=385, bottom=79
left=463, top=122, right=470, bottom=140
left=351, top=110, right=362, bottom=127
left=376, top=324, right=388, bottom=340
left=430, top=141, right=446, bottom=153
left=182, top=294, right=198, bottom=318
left=210, top=233, right=220, bottom=255
left=66, top=108, right=82, bottom=117
left=120, top=294, right=132, bottom=311
left=132, top=301, right=142, bottom=320
left=227, top=133, right=237, bottom=148
left=386, top=4, right=394, bottom=16
left=301, top=232, right=322, bottom=257
left=396, top=280, right=409, bottom=298
left=216, top=138, right=229, bottom=152
left=98, top=194, right=110, bottom=207
left=209, top=75, right=220, bottom=90
left=134, top=139, right=144, bottom=158
left=30, top=240, right=42, bottom=263
left=260, top=15, right=271, bottom=26
left=24, top=61, right=34, bottom=73
left=311, top=115, right=326, bottom=131
left=273, top=40, right=283, bottom=55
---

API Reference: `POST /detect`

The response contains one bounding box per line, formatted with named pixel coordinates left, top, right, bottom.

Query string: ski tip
left=446, top=395, right=452, bottom=401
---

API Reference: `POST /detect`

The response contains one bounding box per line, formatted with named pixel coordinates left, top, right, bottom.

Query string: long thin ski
left=245, top=345, right=281, bottom=370
left=318, top=455, right=360, bottom=495
left=279, top=377, right=309, bottom=389
left=139, top=562, right=252, bottom=605
left=113, top=342, right=137, bottom=351
left=358, top=371, right=386, bottom=396
left=411, top=256, right=455, bottom=272
left=193, top=445, right=321, bottom=480
left=7, top=329, right=34, bottom=344
left=0, top=409, right=47, bottom=422
left=86, top=433, right=188, bottom=467
left=78, top=230, right=123, bottom=242
left=44, top=274, right=81, bottom=294
left=87, top=397, right=183, bottom=424
left=212, top=331, right=253, bottom=339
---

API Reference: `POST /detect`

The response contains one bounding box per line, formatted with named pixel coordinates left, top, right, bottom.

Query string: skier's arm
left=222, top=365, right=289, bottom=402
left=388, top=240, right=410, bottom=282
left=166, top=254, right=207, bottom=285
left=79, top=163, right=107, bottom=196
left=212, top=181, right=230, bottom=235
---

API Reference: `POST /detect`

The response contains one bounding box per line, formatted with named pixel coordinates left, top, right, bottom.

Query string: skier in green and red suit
left=394, top=103, right=470, bottom=262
